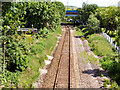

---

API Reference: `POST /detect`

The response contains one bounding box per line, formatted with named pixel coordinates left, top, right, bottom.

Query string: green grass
left=18, top=28, right=62, bottom=87
left=88, top=34, right=115, bottom=56
left=74, top=30, right=84, bottom=36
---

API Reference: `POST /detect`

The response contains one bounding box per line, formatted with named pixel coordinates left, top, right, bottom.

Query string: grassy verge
left=88, top=34, right=116, bottom=56
left=18, top=28, right=62, bottom=87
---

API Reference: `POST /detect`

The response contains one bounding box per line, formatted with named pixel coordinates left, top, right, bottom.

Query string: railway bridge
left=66, top=10, right=79, bottom=17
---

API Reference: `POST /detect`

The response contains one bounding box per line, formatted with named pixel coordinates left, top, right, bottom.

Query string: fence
left=102, top=32, right=120, bottom=55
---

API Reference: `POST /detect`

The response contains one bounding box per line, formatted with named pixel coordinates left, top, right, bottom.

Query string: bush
left=100, top=56, right=120, bottom=84
left=6, top=37, right=29, bottom=72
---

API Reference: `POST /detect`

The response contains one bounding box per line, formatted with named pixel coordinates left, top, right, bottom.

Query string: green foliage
left=5, top=36, right=29, bottom=72
left=104, top=79, right=111, bottom=85
left=78, top=25, right=87, bottom=30
left=1, top=70, right=20, bottom=88
left=1, top=1, right=65, bottom=88
left=96, top=6, right=120, bottom=32
left=54, top=1, right=66, bottom=21
left=24, top=2, right=64, bottom=29
left=115, top=25, right=120, bottom=46
left=74, top=26, right=81, bottom=31
left=88, top=14, right=100, bottom=34
left=100, top=56, right=120, bottom=83
left=87, top=54, right=98, bottom=64
left=77, top=2, right=98, bottom=24
left=2, top=2, right=29, bottom=73
left=103, top=79, right=111, bottom=88
left=110, top=81, right=119, bottom=89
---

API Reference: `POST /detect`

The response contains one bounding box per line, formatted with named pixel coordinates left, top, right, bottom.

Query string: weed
left=103, top=82, right=107, bottom=88
left=100, top=72, right=104, bottom=77
left=80, top=51, right=88, bottom=63
left=81, top=37, right=85, bottom=41
left=103, top=79, right=111, bottom=88
left=65, top=44, right=67, bottom=47
left=110, top=81, right=119, bottom=89
left=80, top=44, right=82, bottom=47
left=87, top=54, right=98, bottom=64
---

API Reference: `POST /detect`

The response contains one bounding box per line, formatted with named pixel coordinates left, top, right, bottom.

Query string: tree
left=115, top=17, right=120, bottom=46
left=2, top=2, right=29, bottom=72
left=96, top=6, right=120, bottom=34
left=77, top=3, right=98, bottom=25
left=116, top=26, right=120, bottom=46
left=88, top=14, right=100, bottom=34
left=54, top=1, right=66, bottom=21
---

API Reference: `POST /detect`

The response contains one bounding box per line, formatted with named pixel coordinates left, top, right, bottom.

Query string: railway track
left=40, top=25, right=110, bottom=88
left=42, top=25, right=73, bottom=88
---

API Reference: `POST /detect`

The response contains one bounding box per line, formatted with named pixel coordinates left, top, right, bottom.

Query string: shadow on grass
left=82, top=69, right=109, bottom=77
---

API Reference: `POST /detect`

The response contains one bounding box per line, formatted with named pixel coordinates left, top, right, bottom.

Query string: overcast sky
left=52, top=0, right=119, bottom=7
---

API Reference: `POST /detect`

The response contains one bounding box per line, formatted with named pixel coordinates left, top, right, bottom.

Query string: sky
left=52, top=0, right=119, bottom=7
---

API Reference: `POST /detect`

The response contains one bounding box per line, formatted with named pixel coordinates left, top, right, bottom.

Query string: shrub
left=6, top=37, right=29, bottom=72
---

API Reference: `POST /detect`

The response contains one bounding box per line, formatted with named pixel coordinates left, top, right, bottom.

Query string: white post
left=114, top=43, right=116, bottom=49
left=119, top=49, right=120, bottom=55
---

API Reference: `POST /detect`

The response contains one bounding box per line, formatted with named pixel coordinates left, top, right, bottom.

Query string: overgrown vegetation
left=1, top=1, right=65, bottom=88
left=18, top=28, right=62, bottom=87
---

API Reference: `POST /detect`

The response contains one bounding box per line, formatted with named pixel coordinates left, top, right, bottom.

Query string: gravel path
left=71, top=30, right=110, bottom=88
